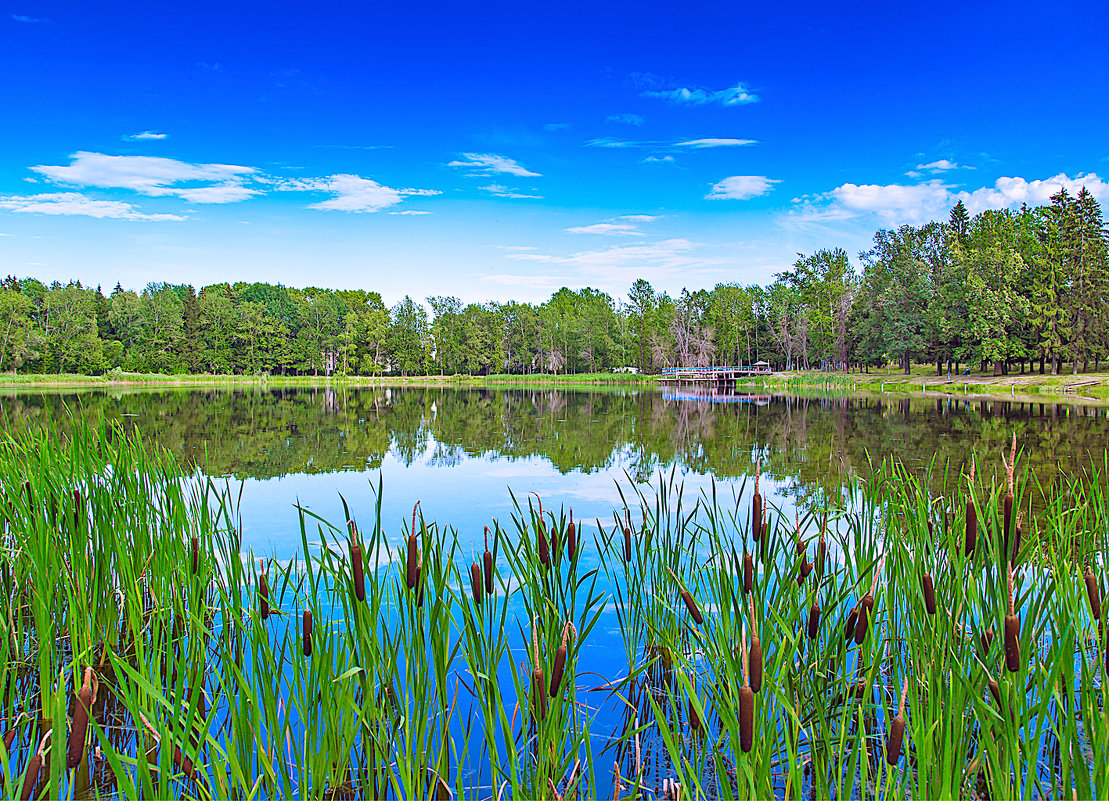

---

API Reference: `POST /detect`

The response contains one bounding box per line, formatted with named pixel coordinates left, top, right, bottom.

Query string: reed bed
left=0, top=422, right=1106, bottom=800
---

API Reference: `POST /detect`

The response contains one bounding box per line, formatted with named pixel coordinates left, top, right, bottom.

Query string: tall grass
left=0, top=422, right=1105, bottom=799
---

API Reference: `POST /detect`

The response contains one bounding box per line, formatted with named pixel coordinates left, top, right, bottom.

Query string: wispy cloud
left=32, top=151, right=261, bottom=204
left=643, top=155, right=675, bottom=164
left=675, top=138, right=756, bottom=148
left=620, top=214, right=661, bottom=222
left=543, top=122, right=571, bottom=132
left=10, top=13, right=48, bottom=23
left=123, top=131, right=168, bottom=141
left=643, top=82, right=759, bottom=107
left=448, top=153, right=540, bottom=177
left=707, top=175, right=780, bottom=200
left=280, top=174, right=439, bottom=212
left=0, top=192, right=185, bottom=221
left=565, top=223, right=644, bottom=236
left=788, top=172, right=1109, bottom=226
left=480, top=184, right=542, bottom=199
left=606, top=113, right=644, bottom=126
left=388, top=210, right=432, bottom=216
left=905, top=159, right=970, bottom=177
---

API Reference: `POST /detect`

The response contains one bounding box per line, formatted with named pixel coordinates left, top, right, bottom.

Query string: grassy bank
left=1, top=422, right=1107, bottom=798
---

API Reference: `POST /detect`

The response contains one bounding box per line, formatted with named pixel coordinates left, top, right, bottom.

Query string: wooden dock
left=657, top=364, right=772, bottom=389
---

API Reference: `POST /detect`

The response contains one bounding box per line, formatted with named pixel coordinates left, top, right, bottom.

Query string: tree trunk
left=1039, top=350, right=1045, bottom=375
left=937, top=359, right=942, bottom=376
left=903, top=351, right=911, bottom=375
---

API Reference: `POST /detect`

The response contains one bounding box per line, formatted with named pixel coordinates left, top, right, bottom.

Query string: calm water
left=2, top=385, right=1108, bottom=555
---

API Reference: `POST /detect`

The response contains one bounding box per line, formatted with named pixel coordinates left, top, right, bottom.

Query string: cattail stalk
left=19, top=731, right=49, bottom=801
left=566, top=510, right=577, bottom=561
left=623, top=510, right=633, bottom=563
left=752, top=461, right=762, bottom=544
left=549, top=623, right=572, bottom=698
left=1084, top=566, right=1101, bottom=622
left=66, top=668, right=94, bottom=769
left=743, top=552, right=754, bottom=595
left=1001, top=433, right=1017, bottom=548
left=807, top=602, right=821, bottom=640
left=964, top=456, right=977, bottom=558
left=406, top=503, right=420, bottom=590
left=350, top=540, right=365, bottom=603
left=748, top=596, right=762, bottom=693
left=470, top=561, right=483, bottom=608
left=844, top=607, right=859, bottom=641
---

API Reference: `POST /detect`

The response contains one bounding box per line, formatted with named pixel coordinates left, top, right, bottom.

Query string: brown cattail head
left=302, top=610, right=313, bottom=657
left=752, top=463, right=763, bottom=544
left=531, top=668, right=547, bottom=721
left=470, top=561, right=483, bottom=608
left=258, top=570, right=270, bottom=620
left=749, top=635, right=763, bottom=693
left=1004, top=614, right=1021, bottom=672
left=19, top=754, right=41, bottom=801
left=623, top=524, right=633, bottom=563
left=549, top=627, right=568, bottom=698
left=921, top=573, right=936, bottom=615
left=537, top=523, right=550, bottom=568
left=483, top=542, right=494, bottom=596
left=797, top=560, right=813, bottom=586
left=964, top=497, right=977, bottom=558
left=681, top=589, right=704, bottom=626
left=743, top=552, right=754, bottom=595
left=844, top=607, right=859, bottom=641
left=981, top=627, right=994, bottom=657
left=886, top=716, right=905, bottom=765
left=567, top=510, right=577, bottom=561
left=548, top=514, right=558, bottom=561
left=807, top=602, right=821, bottom=640
left=854, top=594, right=873, bottom=645
left=66, top=676, right=93, bottom=769
left=406, top=533, right=419, bottom=590
left=988, top=677, right=1002, bottom=710
left=1085, top=567, right=1101, bottom=622
left=350, top=541, right=365, bottom=603
left=738, top=686, right=754, bottom=752
left=190, top=536, right=199, bottom=575
left=688, top=695, right=702, bottom=734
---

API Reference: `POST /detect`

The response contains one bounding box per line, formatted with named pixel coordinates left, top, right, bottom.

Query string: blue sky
left=2, top=1, right=1107, bottom=305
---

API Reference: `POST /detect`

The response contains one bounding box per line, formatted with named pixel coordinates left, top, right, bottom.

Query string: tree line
left=1, top=187, right=1105, bottom=377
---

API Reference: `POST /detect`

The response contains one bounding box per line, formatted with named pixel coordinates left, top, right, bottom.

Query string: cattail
left=844, top=607, right=859, bottom=641
left=482, top=526, right=494, bottom=594
left=981, top=627, right=994, bottom=657
left=749, top=634, right=763, bottom=693
left=2, top=728, right=14, bottom=752
left=190, top=536, right=199, bottom=575
left=470, top=561, right=483, bottom=608
left=350, top=541, right=365, bottom=603
left=988, top=677, right=1002, bottom=710
left=1002, top=433, right=1016, bottom=547
left=964, top=456, right=977, bottom=557
left=566, top=510, right=577, bottom=561
left=681, top=589, right=704, bottom=626
left=549, top=624, right=569, bottom=698
left=752, top=463, right=763, bottom=544
left=1004, top=566, right=1020, bottom=673
left=302, top=610, right=312, bottom=657
left=739, top=622, right=754, bottom=752
left=406, top=532, right=418, bottom=590
left=623, top=524, right=632, bottom=563
left=798, top=560, right=813, bottom=586
left=1012, top=514, right=1023, bottom=566
left=886, top=678, right=908, bottom=766
left=921, top=573, right=936, bottom=615
left=537, top=523, right=550, bottom=568
left=854, top=594, right=873, bottom=645
left=532, top=668, right=547, bottom=721
left=743, top=552, right=754, bottom=595
left=548, top=514, right=559, bottom=561
left=799, top=600, right=817, bottom=641
left=688, top=695, right=702, bottom=734
left=258, top=570, right=269, bottom=620
left=66, top=671, right=93, bottom=769
left=1084, top=567, right=1101, bottom=621
left=19, top=753, right=41, bottom=801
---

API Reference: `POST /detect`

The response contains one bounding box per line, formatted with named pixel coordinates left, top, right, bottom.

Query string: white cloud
left=620, top=214, right=661, bottom=222
left=280, top=174, right=439, bottom=212
left=643, top=82, right=759, bottom=107
left=448, top=153, right=540, bottom=177
left=480, top=184, right=543, bottom=199
left=565, top=223, right=644, bottom=236
left=790, top=172, right=1109, bottom=226
left=706, top=175, right=780, bottom=200
left=643, top=155, right=675, bottom=164
left=916, top=159, right=962, bottom=172
left=32, top=151, right=260, bottom=204
left=11, top=14, right=48, bottom=23
left=388, top=210, right=432, bottom=215
left=124, top=131, right=168, bottom=141
left=675, top=138, right=756, bottom=148
left=0, top=192, right=186, bottom=221
left=607, top=113, right=644, bottom=126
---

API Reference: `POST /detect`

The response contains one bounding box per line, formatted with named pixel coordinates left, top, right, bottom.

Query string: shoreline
left=1, top=369, right=1107, bottom=402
